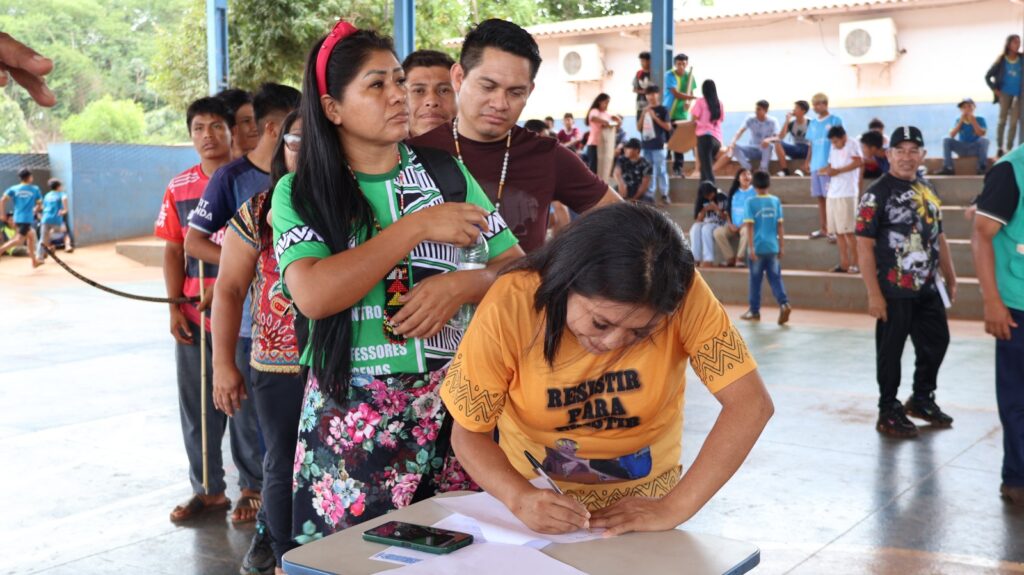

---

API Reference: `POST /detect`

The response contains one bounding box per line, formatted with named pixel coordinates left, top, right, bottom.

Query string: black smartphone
left=362, top=521, right=474, bottom=554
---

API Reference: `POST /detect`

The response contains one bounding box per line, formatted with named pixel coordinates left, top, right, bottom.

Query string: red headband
left=316, top=20, right=359, bottom=97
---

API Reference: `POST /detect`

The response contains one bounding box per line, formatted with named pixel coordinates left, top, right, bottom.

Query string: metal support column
left=206, top=0, right=229, bottom=95
left=651, top=0, right=675, bottom=83
left=394, top=0, right=416, bottom=62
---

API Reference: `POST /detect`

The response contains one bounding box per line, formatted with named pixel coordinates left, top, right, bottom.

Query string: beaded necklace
left=452, top=117, right=511, bottom=211
left=347, top=149, right=409, bottom=344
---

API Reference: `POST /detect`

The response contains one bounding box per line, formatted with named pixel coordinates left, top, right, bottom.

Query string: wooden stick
left=199, top=260, right=209, bottom=494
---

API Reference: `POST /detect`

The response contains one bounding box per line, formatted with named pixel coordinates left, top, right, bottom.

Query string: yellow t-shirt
left=440, top=270, right=757, bottom=510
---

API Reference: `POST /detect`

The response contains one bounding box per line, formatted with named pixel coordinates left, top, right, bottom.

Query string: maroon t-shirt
left=409, top=123, right=608, bottom=253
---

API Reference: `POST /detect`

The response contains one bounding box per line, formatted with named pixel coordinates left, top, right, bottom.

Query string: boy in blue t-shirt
left=805, top=93, right=843, bottom=240
left=940, top=98, right=990, bottom=175
left=742, top=171, right=791, bottom=324
left=36, top=178, right=69, bottom=261
left=0, top=168, right=43, bottom=268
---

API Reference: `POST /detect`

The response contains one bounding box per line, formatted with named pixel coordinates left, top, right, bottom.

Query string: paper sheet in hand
left=434, top=492, right=604, bottom=545
left=380, top=542, right=587, bottom=575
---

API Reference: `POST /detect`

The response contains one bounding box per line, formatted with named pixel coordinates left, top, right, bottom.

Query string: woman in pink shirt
left=690, top=80, right=725, bottom=182
left=586, top=93, right=614, bottom=174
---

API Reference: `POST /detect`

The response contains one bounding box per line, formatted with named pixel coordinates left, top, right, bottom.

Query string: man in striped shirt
left=156, top=97, right=264, bottom=524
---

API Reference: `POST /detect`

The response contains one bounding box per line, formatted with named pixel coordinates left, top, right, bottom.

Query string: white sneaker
left=793, top=169, right=805, bottom=177
left=776, top=170, right=787, bottom=177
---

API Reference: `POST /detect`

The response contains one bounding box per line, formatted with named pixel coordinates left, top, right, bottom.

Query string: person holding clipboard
left=440, top=202, right=774, bottom=536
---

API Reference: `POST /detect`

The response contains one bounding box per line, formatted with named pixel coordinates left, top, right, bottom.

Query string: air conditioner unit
left=559, top=44, right=604, bottom=82
left=839, top=18, right=898, bottom=65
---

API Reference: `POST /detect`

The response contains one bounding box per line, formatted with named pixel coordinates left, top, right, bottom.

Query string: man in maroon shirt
left=409, top=19, right=619, bottom=253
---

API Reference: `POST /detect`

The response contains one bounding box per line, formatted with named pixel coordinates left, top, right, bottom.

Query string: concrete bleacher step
left=698, top=267, right=982, bottom=320
left=662, top=204, right=975, bottom=241
left=667, top=175, right=984, bottom=206
left=678, top=234, right=978, bottom=277
left=115, top=238, right=164, bottom=267
left=678, top=157, right=990, bottom=178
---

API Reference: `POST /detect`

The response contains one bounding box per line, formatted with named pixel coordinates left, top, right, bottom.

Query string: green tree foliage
left=0, top=92, right=33, bottom=153
left=62, top=96, right=146, bottom=143
left=542, top=0, right=648, bottom=20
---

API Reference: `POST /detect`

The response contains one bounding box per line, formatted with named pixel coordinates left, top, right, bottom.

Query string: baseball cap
left=957, top=97, right=975, bottom=108
left=890, top=126, right=924, bottom=148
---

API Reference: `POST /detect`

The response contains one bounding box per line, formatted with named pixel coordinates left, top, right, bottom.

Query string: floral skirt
left=291, top=367, right=478, bottom=544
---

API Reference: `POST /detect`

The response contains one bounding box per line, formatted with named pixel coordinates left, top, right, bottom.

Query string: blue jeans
left=643, top=148, right=669, bottom=200
left=998, top=308, right=1024, bottom=487
left=734, top=144, right=772, bottom=171
left=748, top=253, right=789, bottom=313
left=943, top=137, right=990, bottom=171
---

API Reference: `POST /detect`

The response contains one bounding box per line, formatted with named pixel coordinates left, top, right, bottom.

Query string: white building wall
left=525, top=0, right=1024, bottom=120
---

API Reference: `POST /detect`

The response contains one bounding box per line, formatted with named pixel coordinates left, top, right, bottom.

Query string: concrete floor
left=2, top=243, right=1023, bottom=575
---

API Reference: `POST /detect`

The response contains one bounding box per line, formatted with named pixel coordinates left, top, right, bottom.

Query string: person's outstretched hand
left=0, top=32, right=56, bottom=106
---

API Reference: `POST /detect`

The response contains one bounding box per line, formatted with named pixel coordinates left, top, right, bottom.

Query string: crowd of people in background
left=2, top=17, right=1024, bottom=575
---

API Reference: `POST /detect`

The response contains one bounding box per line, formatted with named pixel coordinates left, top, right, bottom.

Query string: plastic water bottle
left=449, top=233, right=489, bottom=330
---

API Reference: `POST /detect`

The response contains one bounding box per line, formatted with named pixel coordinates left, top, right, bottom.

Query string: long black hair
left=694, top=180, right=720, bottom=220
left=259, top=110, right=300, bottom=244
left=505, top=202, right=694, bottom=365
left=727, top=167, right=751, bottom=199
left=588, top=93, right=610, bottom=113
left=292, top=29, right=397, bottom=400
left=702, top=79, right=721, bottom=123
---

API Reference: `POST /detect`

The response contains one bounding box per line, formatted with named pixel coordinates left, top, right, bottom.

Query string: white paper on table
left=379, top=542, right=587, bottom=575
left=432, top=512, right=552, bottom=549
left=369, top=546, right=436, bottom=565
left=434, top=491, right=605, bottom=545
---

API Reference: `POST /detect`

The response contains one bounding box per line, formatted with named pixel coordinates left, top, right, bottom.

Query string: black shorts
left=16, top=223, right=32, bottom=236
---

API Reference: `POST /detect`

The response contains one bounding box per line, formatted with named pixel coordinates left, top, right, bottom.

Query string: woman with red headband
left=271, top=23, right=523, bottom=542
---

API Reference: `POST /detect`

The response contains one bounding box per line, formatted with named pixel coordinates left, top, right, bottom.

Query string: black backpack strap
left=407, top=144, right=468, bottom=203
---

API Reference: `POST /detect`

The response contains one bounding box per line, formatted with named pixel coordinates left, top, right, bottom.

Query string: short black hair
left=545, top=116, right=554, bottom=122
left=214, top=88, right=252, bottom=122
left=795, top=100, right=810, bottom=113
left=624, top=138, right=642, bottom=150
left=523, top=119, right=548, bottom=134
left=645, top=84, right=660, bottom=94
left=48, top=178, right=62, bottom=191
left=639, top=51, right=651, bottom=60
left=186, top=96, right=233, bottom=131
left=828, top=125, right=847, bottom=139
left=563, top=112, right=574, bottom=120
left=253, top=82, right=301, bottom=126
left=402, top=49, right=456, bottom=73
left=752, top=171, right=771, bottom=190
left=17, top=168, right=31, bottom=181
left=868, top=118, right=885, bottom=130
left=860, top=130, right=884, bottom=149
left=756, top=100, right=770, bottom=111
left=674, top=53, right=688, bottom=62
left=460, top=19, right=541, bottom=80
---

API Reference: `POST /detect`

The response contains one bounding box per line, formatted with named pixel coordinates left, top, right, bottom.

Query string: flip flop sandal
left=170, top=495, right=231, bottom=523
left=231, top=494, right=263, bottom=525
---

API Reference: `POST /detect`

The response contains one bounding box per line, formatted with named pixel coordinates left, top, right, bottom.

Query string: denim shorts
left=811, top=173, right=831, bottom=198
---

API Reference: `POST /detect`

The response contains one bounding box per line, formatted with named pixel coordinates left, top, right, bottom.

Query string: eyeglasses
left=283, top=133, right=301, bottom=151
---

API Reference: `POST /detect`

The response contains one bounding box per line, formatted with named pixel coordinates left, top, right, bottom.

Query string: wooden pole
left=199, top=260, right=209, bottom=494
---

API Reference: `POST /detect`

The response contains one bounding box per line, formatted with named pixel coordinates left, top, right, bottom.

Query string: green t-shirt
left=272, top=143, right=519, bottom=376
left=669, top=70, right=697, bottom=121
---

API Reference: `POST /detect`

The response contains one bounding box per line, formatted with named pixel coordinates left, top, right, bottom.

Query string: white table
left=283, top=493, right=760, bottom=575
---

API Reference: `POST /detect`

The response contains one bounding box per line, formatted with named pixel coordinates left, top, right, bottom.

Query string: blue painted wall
left=48, top=143, right=198, bottom=246
left=558, top=101, right=1004, bottom=157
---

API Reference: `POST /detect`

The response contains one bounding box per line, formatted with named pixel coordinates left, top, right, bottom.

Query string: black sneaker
left=937, top=167, right=955, bottom=176
left=877, top=403, right=918, bottom=438
left=903, top=394, right=953, bottom=428
left=240, top=522, right=275, bottom=575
